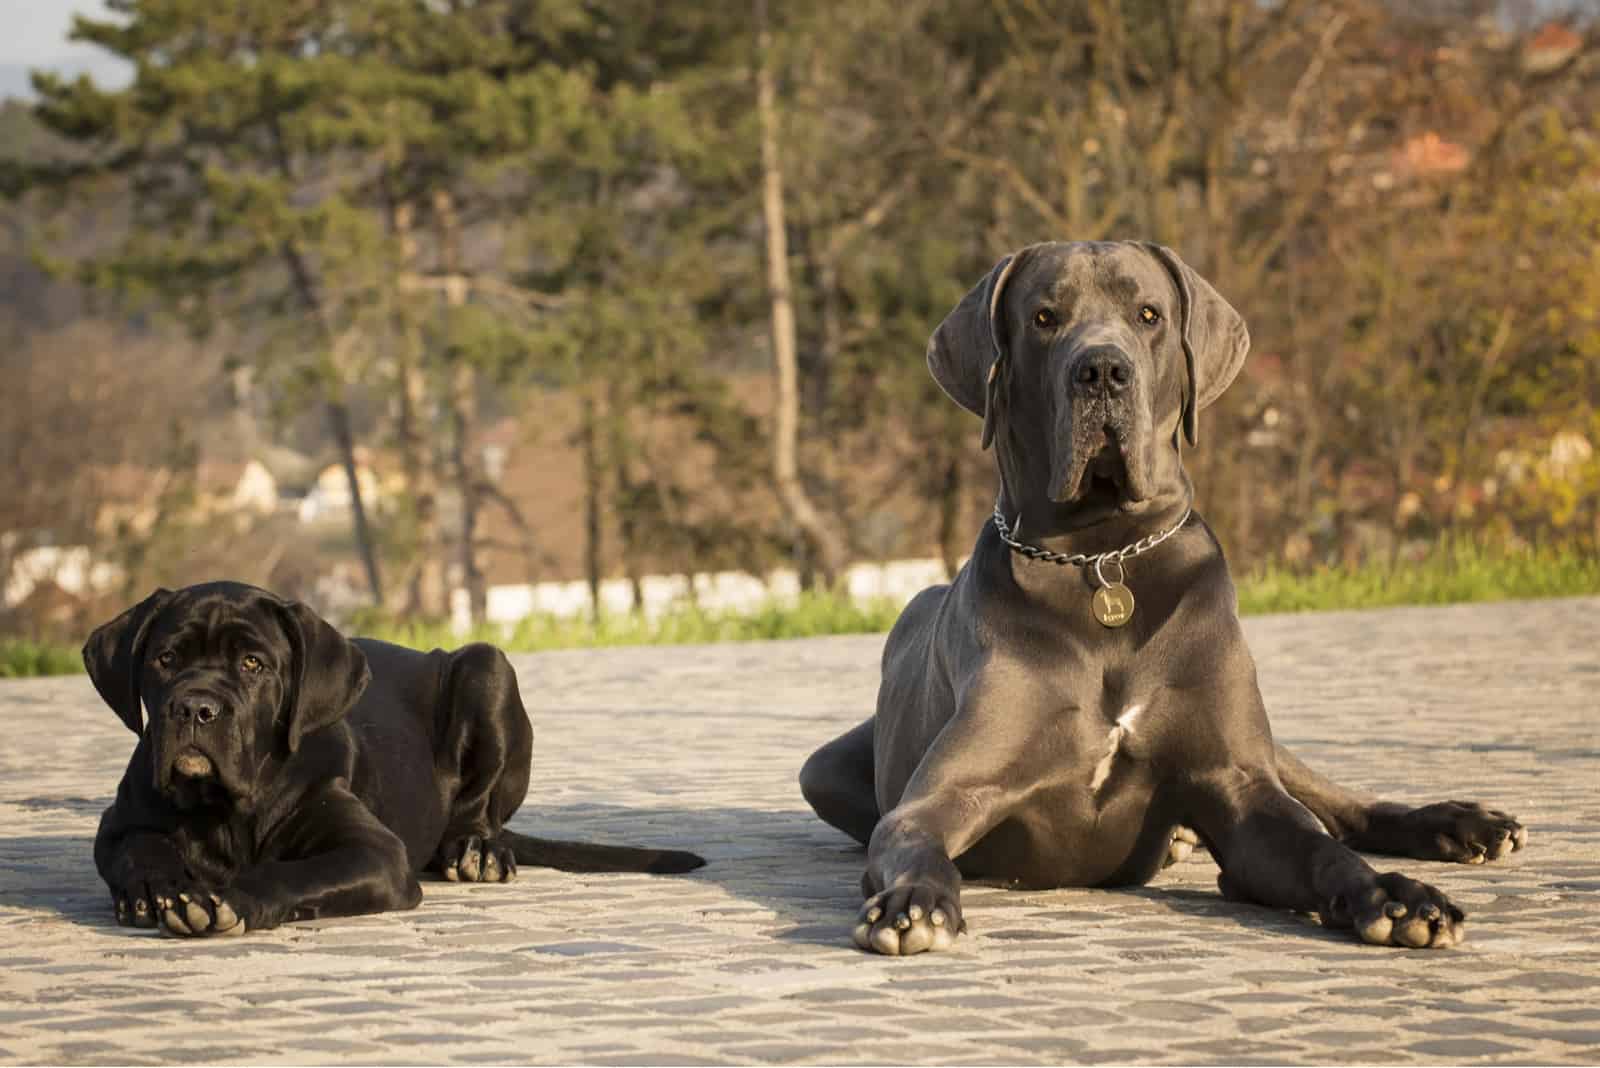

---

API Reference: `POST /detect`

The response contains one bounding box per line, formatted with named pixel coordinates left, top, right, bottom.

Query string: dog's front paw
left=157, top=890, right=248, bottom=938
left=439, top=834, right=517, bottom=883
left=1164, top=826, right=1202, bottom=868
left=1327, top=872, right=1465, bottom=949
left=1397, top=801, right=1527, bottom=864
left=853, top=884, right=963, bottom=956
left=113, top=870, right=204, bottom=931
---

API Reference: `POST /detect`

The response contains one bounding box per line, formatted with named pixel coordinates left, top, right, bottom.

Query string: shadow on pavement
left=510, top=801, right=1356, bottom=950
left=2, top=796, right=1358, bottom=950
left=0, top=830, right=113, bottom=928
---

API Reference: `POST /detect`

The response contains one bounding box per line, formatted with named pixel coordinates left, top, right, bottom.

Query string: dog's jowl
left=800, top=240, right=1527, bottom=955
left=86, top=581, right=704, bottom=937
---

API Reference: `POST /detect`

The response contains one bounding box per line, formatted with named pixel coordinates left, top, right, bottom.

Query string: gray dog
left=800, top=240, right=1526, bottom=955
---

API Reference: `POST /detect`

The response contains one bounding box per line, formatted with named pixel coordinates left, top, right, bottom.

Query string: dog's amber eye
left=1033, top=308, right=1058, bottom=329
left=156, top=651, right=176, bottom=669
left=241, top=655, right=262, bottom=674
left=1138, top=305, right=1161, bottom=325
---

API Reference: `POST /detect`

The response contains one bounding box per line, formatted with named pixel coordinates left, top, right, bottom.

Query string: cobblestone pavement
left=1, top=596, right=1597, bottom=1065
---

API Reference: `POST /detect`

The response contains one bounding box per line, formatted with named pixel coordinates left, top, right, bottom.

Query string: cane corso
left=800, top=240, right=1526, bottom=955
left=87, top=581, right=704, bottom=936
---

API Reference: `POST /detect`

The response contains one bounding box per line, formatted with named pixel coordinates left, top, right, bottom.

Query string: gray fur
left=801, top=241, right=1526, bottom=956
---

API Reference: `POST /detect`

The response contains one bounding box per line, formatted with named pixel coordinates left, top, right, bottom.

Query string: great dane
left=800, top=240, right=1526, bottom=955
left=87, top=581, right=704, bottom=936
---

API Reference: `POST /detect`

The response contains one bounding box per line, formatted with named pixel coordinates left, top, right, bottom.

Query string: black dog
left=86, top=581, right=704, bottom=936
left=800, top=241, right=1526, bottom=955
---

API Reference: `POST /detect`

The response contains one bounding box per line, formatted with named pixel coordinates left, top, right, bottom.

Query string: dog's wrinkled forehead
left=143, top=585, right=288, bottom=668
left=1012, top=242, right=1173, bottom=326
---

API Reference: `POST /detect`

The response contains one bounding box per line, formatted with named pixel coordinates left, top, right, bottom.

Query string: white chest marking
left=1090, top=704, right=1144, bottom=796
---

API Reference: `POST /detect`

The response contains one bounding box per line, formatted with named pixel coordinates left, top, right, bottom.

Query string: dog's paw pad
left=853, top=885, right=962, bottom=956
left=439, top=834, right=517, bottom=884
left=115, top=893, right=159, bottom=929
left=1164, top=826, right=1202, bottom=868
left=1402, top=800, right=1527, bottom=864
left=159, top=892, right=246, bottom=938
left=1335, top=873, right=1464, bottom=949
left=115, top=876, right=198, bottom=931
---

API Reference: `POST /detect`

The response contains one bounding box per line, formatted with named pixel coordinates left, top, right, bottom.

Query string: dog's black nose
left=176, top=698, right=220, bottom=725
left=1071, top=346, right=1134, bottom=398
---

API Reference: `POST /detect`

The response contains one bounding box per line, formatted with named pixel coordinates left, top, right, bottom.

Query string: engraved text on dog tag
left=1092, top=583, right=1135, bottom=628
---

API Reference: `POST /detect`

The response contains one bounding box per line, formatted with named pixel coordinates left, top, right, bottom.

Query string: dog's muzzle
left=156, top=689, right=241, bottom=796
left=1048, top=343, right=1155, bottom=504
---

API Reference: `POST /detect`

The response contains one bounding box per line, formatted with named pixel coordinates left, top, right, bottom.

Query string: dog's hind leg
left=800, top=718, right=880, bottom=846
left=1274, top=742, right=1526, bottom=865
left=429, top=644, right=706, bottom=879
left=431, top=643, right=533, bottom=883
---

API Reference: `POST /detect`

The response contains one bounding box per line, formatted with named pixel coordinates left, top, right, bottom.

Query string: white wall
left=450, top=557, right=956, bottom=632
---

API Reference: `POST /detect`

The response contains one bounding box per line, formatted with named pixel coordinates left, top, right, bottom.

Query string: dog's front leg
left=856, top=710, right=1029, bottom=956
left=95, top=766, right=222, bottom=931
left=1273, top=743, right=1527, bottom=864
left=858, top=799, right=970, bottom=955
left=98, top=826, right=213, bottom=931
left=1190, top=770, right=1467, bottom=949
left=156, top=780, right=421, bottom=938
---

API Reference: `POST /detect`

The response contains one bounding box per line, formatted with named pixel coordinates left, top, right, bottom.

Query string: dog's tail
left=501, top=830, right=705, bottom=875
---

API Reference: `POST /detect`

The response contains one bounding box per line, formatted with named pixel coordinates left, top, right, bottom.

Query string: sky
left=0, top=0, right=130, bottom=100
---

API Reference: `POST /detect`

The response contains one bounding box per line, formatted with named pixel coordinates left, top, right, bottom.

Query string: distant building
left=2, top=544, right=123, bottom=610
left=195, top=459, right=279, bottom=521
left=90, top=459, right=281, bottom=535
left=296, top=454, right=393, bottom=525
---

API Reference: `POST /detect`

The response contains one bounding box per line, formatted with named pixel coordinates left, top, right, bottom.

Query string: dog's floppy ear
left=82, top=588, right=174, bottom=736
left=1140, top=243, right=1250, bottom=446
left=271, top=599, right=371, bottom=754
left=927, top=248, right=1035, bottom=449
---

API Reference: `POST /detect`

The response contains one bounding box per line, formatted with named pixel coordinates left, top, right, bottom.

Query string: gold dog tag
left=1092, top=583, right=1135, bottom=628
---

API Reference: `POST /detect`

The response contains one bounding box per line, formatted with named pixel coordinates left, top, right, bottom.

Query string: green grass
left=0, top=638, right=83, bottom=679
left=5, top=540, right=1597, bottom=676
left=349, top=590, right=906, bottom=653
left=1235, top=538, right=1600, bottom=615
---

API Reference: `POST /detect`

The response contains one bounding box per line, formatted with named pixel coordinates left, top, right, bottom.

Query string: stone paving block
left=0, top=597, right=1597, bottom=1063
left=1408, top=1037, right=1529, bottom=1057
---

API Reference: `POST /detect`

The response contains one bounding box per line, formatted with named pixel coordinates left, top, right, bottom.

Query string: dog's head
left=83, top=582, right=370, bottom=810
left=928, top=241, right=1248, bottom=514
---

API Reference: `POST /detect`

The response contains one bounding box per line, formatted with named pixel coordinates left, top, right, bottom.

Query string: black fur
left=87, top=581, right=704, bottom=937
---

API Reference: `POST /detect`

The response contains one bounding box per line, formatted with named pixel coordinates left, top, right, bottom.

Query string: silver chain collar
left=991, top=501, right=1192, bottom=584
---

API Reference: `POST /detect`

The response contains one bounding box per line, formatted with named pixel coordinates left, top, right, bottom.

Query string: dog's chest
left=175, top=812, right=257, bottom=882
left=962, top=695, right=1177, bottom=886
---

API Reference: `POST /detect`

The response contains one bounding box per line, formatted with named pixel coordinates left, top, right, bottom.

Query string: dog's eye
left=156, top=651, right=176, bottom=669
left=1138, top=305, right=1161, bottom=326
left=1033, top=308, right=1058, bottom=330
left=240, top=655, right=262, bottom=674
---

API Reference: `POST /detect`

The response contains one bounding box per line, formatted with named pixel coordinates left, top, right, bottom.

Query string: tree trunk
left=449, top=359, right=485, bottom=624
left=390, top=199, right=445, bottom=619
left=935, top=444, right=963, bottom=582
left=607, top=378, right=646, bottom=617
left=398, top=348, right=445, bottom=617
left=579, top=390, right=603, bottom=622
left=276, top=239, right=383, bottom=605
left=435, top=188, right=485, bottom=624
left=268, top=109, right=382, bottom=607
left=326, top=399, right=384, bottom=606
left=755, top=0, right=847, bottom=588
